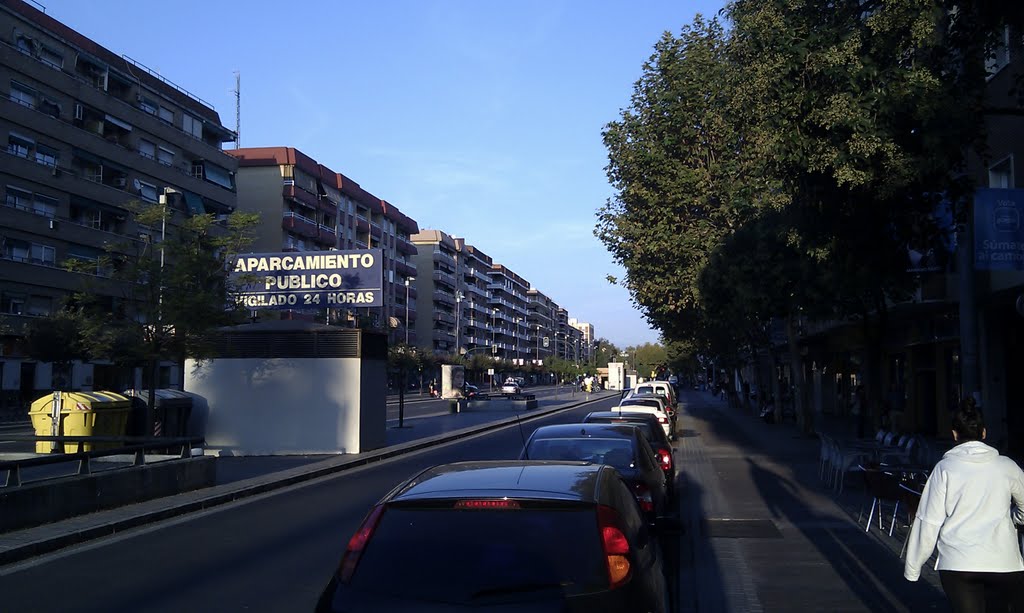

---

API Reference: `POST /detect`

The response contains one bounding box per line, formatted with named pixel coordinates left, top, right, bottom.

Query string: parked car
left=519, top=423, right=670, bottom=523
left=628, top=382, right=677, bottom=410
left=618, top=394, right=674, bottom=437
left=583, top=411, right=676, bottom=500
left=315, top=461, right=672, bottom=612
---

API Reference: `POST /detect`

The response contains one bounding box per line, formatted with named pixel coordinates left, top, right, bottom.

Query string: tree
left=30, top=201, right=260, bottom=433
left=592, top=338, right=621, bottom=368
left=598, top=17, right=753, bottom=344
left=599, top=2, right=1021, bottom=432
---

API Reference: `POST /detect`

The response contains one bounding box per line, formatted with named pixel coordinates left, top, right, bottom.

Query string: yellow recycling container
left=28, top=391, right=132, bottom=453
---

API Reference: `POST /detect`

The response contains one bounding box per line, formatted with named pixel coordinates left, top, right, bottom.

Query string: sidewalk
left=675, top=389, right=946, bottom=612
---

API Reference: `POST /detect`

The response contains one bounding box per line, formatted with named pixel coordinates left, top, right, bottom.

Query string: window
left=138, top=139, right=156, bottom=160
left=33, top=194, right=58, bottom=217
left=990, top=156, right=1014, bottom=189
left=2, top=238, right=30, bottom=261
left=9, top=81, right=36, bottom=108
left=138, top=97, right=158, bottom=115
left=202, top=162, right=233, bottom=189
left=5, top=186, right=32, bottom=210
left=157, top=146, right=174, bottom=167
left=8, top=132, right=33, bottom=158
left=1, top=292, right=26, bottom=315
left=986, top=26, right=1011, bottom=78
left=138, top=181, right=159, bottom=202
left=26, top=295, right=52, bottom=316
left=30, top=243, right=56, bottom=265
left=39, top=47, right=63, bottom=70
left=34, top=144, right=58, bottom=168
left=158, top=106, right=174, bottom=123
left=38, top=97, right=61, bottom=118
left=182, top=113, right=202, bottom=138
left=15, top=35, right=32, bottom=54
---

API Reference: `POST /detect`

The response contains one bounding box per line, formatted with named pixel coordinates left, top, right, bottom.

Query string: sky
left=38, top=0, right=726, bottom=349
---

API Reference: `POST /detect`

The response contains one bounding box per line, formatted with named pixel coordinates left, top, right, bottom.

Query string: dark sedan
left=316, top=461, right=672, bottom=612
left=582, top=411, right=676, bottom=500
left=519, top=423, right=670, bottom=522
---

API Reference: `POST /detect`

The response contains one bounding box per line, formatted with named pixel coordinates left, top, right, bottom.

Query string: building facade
left=0, top=0, right=237, bottom=412
left=569, top=318, right=595, bottom=364
left=229, top=146, right=419, bottom=345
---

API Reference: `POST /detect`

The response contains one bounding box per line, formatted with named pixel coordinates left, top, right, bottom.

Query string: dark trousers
left=939, top=570, right=1024, bottom=613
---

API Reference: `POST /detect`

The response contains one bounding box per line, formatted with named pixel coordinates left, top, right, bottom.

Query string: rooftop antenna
left=232, top=71, right=240, bottom=149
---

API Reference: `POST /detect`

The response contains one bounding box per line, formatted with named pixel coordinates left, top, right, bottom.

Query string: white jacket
left=904, top=441, right=1024, bottom=581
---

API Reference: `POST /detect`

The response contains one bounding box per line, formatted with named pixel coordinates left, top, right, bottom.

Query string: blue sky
left=41, top=0, right=725, bottom=349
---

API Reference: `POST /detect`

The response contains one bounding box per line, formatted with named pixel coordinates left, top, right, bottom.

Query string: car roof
left=527, top=423, right=641, bottom=441
left=389, top=460, right=610, bottom=504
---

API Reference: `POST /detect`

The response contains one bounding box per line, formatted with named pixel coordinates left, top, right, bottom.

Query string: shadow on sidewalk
left=682, top=391, right=946, bottom=612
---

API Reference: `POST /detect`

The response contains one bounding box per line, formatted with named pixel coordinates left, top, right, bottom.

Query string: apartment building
left=229, top=147, right=419, bottom=344
left=487, top=264, right=532, bottom=363
left=410, top=229, right=459, bottom=353
left=0, top=0, right=238, bottom=410
left=569, top=318, right=595, bottom=364
left=453, top=237, right=494, bottom=355
left=526, top=288, right=557, bottom=364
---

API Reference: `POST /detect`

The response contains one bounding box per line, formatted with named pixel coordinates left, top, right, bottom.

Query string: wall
left=185, top=356, right=385, bottom=455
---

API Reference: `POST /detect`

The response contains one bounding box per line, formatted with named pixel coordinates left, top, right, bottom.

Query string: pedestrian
left=904, top=397, right=1024, bottom=612
left=851, top=385, right=866, bottom=439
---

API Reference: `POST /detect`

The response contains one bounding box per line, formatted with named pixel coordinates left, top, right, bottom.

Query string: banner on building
left=975, top=188, right=1024, bottom=271
left=231, top=249, right=383, bottom=310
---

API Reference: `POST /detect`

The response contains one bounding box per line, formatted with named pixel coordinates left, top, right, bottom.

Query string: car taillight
left=658, top=416, right=667, bottom=424
left=338, top=504, right=385, bottom=583
left=454, top=499, right=521, bottom=509
left=632, top=483, right=654, bottom=513
left=656, top=448, right=672, bottom=471
left=597, top=505, right=631, bottom=589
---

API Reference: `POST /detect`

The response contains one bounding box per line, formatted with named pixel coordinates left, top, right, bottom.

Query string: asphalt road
left=0, top=394, right=682, bottom=613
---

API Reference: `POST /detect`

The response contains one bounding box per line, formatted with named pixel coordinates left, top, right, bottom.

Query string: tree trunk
left=146, top=359, right=158, bottom=437
left=786, top=313, right=812, bottom=434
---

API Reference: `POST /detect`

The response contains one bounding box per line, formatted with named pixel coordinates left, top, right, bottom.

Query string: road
left=384, top=383, right=585, bottom=423
left=0, top=394, right=676, bottom=612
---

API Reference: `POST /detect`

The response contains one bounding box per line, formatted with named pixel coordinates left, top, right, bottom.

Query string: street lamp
left=404, top=277, right=415, bottom=345
left=535, top=323, right=541, bottom=362
left=454, top=291, right=463, bottom=356
left=515, top=316, right=523, bottom=363
left=490, top=307, right=498, bottom=352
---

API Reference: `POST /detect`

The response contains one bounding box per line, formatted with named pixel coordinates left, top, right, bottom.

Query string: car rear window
left=586, top=418, right=656, bottom=441
left=527, top=437, right=635, bottom=469
left=350, top=504, right=607, bottom=603
left=624, top=398, right=662, bottom=410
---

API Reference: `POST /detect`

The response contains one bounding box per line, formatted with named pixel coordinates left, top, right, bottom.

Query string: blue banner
left=975, top=188, right=1024, bottom=271
left=231, top=249, right=383, bottom=310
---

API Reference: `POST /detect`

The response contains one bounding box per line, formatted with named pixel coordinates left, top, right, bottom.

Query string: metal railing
left=0, top=435, right=204, bottom=487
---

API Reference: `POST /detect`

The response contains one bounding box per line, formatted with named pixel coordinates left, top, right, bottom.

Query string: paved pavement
left=2, top=385, right=952, bottom=611
left=675, top=389, right=947, bottom=612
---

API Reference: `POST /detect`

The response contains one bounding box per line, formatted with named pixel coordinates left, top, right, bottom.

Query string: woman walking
left=904, top=398, right=1024, bottom=612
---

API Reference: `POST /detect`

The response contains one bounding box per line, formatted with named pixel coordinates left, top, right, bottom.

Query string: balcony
left=432, top=269, right=457, bottom=287
left=282, top=211, right=319, bottom=238
left=283, top=184, right=318, bottom=210
left=317, top=224, right=337, bottom=246
left=434, top=290, right=455, bottom=305
left=396, top=236, right=418, bottom=256
left=432, top=250, right=456, bottom=265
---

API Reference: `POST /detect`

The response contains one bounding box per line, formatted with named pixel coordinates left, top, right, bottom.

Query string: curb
left=0, top=392, right=614, bottom=566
